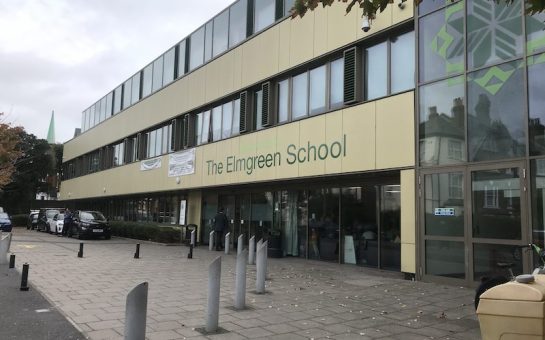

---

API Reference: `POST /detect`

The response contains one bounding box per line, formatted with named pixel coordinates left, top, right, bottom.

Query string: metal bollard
left=190, top=230, right=196, bottom=247
left=237, top=234, right=243, bottom=255
left=209, top=231, right=215, bottom=251
left=77, top=243, right=84, bottom=258
left=235, top=249, right=248, bottom=310
left=20, top=263, right=30, bottom=291
left=124, top=282, right=148, bottom=340
left=206, top=256, right=222, bottom=332
left=9, top=254, right=15, bottom=268
left=248, top=236, right=255, bottom=265
left=188, top=244, right=193, bottom=259
left=0, top=232, right=9, bottom=265
left=256, top=242, right=266, bottom=294
left=224, top=232, right=231, bottom=255
left=134, top=244, right=140, bottom=259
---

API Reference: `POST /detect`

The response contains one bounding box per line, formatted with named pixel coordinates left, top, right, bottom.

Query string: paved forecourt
left=9, top=229, right=481, bottom=340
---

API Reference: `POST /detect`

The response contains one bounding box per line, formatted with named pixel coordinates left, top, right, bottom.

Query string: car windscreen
left=80, top=211, right=106, bottom=221
left=57, top=214, right=64, bottom=220
left=0, top=213, right=8, bottom=219
left=46, top=210, right=60, bottom=219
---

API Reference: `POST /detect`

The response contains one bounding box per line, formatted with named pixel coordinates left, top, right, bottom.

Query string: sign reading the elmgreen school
left=205, top=134, right=347, bottom=176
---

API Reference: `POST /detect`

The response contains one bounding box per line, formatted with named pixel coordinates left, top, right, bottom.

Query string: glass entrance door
left=421, top=163, right=529, bottom=284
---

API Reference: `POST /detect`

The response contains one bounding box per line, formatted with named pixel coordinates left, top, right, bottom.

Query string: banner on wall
left=168, top=149, right=195, bottom=177
left=179, top=200, right=187, bottom=225
left=140, top=157, right=162, bottom=171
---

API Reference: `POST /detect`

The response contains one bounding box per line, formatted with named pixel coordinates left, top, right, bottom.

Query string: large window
left=529, top=54, right=545, bottom=156
left=330, top=58, right=343, bottom=108
left=113, top=85, right=122, bottom=115
left=229, top=0, right=247, bottom=48
left=391, top=31, right=415, bottom=93
left=278, top=79, right=289, bottom=123
left=213, top=10, right=229, bottom=57
left=177, top=40, right=187, bottom=77
left=163, top=48, right=176, bottom=86
left=291, top=72, right=308, bottom=119
left=222, top=101, right=233, bottom=139
left=142, top=64, right=153, bottom=98
left=113, top=142, right=124, bottom=166
left=122, top=78, right=132, bottom=109
left=365, top=42, right=388, bottom=100
left=99, top=96, right=106, bottom=122
left=212, top=105, right=222, bottom=141
left=190, top=26, right=205, bottom=70
left=284, top=0, right=295, bottom=16
left=254, top=0, right=275, bottom=33
left=131, top=72, right=141, bottom=105
left=196, top=110, right=211, bottom=145
left=254, top=89, right=264, bottom=130
left=152, top=56, right=164, bottom=92
left=105, top=92, right=113, bottom=120
left=204, top=21, right=213, bottom=62
left=309, top=65, right=327, bottom=114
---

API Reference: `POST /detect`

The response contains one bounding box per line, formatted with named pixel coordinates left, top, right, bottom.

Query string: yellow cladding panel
left=289, top=10, right=314, bottom=68
left=325, top=111, right=343, bottom=174
left=232, top=46, right=244, bottom=90
left=327, top=3, right=358, bottom=52
left=215, top=138, right=236, bottom=186
left=186, top=147, right=204, bottom=188
left=278, top=19, right=291, bottom=72
left=185, top=69, right=206, bottom=110
left=242, top=27, right=280, bottom=87
left=313, top=5, right=328, bottom=57
left=275, top=122, right=300, bottom=179
left=375, top=92, right=415, bottom=169
left=393, top=0, right=414, bottom=24
left=254, top=128, right=278, bottom=181
left=187, top=191, right=202, bottom=240
left=401, top=169, right=416, bottom=245
left=357, top=6, right=393, bottom=40
left=236, top=133, right=257, bottom=183
left=201, top=144, right=218, bottom=187
left=298, top=115, right=326, bottom=177
left=401, top=243, right=416, bottom=273
left=341, top=103, right=376, bottom=172
left=205, top=58, right=220, bottom=102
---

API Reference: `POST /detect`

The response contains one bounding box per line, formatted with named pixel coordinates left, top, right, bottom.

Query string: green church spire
left=47, top=110, right=55, bottom=144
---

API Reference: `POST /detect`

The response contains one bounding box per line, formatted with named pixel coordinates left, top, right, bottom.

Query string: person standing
left=213, top=207, right=228, bottom=251
left=63, top=209, right=73, bottom=237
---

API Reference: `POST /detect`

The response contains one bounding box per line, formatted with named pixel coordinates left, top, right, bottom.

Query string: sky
left=0, top=0, right=234, bottom=143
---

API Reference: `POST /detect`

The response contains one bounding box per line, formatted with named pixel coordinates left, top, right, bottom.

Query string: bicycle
left=474, top=243, right=545, bottom=310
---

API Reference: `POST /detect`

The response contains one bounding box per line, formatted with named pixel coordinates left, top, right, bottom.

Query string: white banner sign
left=168, top=149, right=195, bottom=177
left=140, top=157, right=162, bottom=171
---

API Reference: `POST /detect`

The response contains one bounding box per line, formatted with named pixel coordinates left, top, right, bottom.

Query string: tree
left=0, top=113, right=23, bottom=188
left=290, top=0, right=545, bottom=21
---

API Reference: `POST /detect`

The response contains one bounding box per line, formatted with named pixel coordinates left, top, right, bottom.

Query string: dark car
left=0, top=212, right=12, bottom=232
left=27, top=211, right=39, bottom=230
left=37, top=208, right=64, bottom=232
left=68, top=210, right=111, bottom=240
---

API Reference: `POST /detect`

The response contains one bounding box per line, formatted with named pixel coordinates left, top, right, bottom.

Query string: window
left=254, top=89, right=264, bottom=130
left=163, top=48, right=175, bottom=86
left=330, top=58, right=343, bottom=108
left=204, top=21, right=213, bottom=62
left=114, top=142, right=124, bottom=166
left=232, top=99, right=241, bottom=136
left=292, top=72, right=308, bottom=119
left=196, top=110, right=211, bottom=145
left=278, top=79, right=289, bottom=123
left=99, top=97, right=106, bottom=122
left=177, top=40, right=187, bottom=77
left=229, top=0, right=247, bottom=48
left=309, top=65, right=326, bottom=114
left=448, top=173, right=463, bottom=199
left=284, top=0, right=295, bottom=16
left=213, top=10, right=229, bottom=57
left=190, top=26, right=205, bottom=70
left=529, top=54, right=545, bottom=156
left=254, top=0, right=275, bottom=33
left=89, top=105, right=95, bottom=129
left=123, top=78, right=132, bottom=109
left=105, top=92, right=113, bottom=119
left=142, top=64, right=153, bottom=98
left=222, top=101, right=233, bottom=139
left=365, top=42, right=388, bottom=100
left=81, top=111, right=87, bottom=132
left=448, top=140, right=463, bottom=161
left=391, top=31, right=415, bottom=93
left=113, top=85, right=122, bottom=114
left=148, top=130, right=156, bottom=158
left=131, top=72, right=141, bottom=105
left=152, top=56, right=164, bottom=92
left=155, top=128, right=163, bottom=156
left=212, top=105, right=222, bottom=141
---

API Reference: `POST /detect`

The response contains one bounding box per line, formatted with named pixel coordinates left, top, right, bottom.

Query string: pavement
left=3, top=228, right=482, bottom=340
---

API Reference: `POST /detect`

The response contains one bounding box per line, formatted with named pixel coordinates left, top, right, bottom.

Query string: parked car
left=37, top=208, right=64, bottom=232
left=68, top=211, right=111, bottom=240
left=27, top=211, right=39, bottom=230
left=48, top=213, right=64, bottom=234
left=0, top=212, right=12, bottom=232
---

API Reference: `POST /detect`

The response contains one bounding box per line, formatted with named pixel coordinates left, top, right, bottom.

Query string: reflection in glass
left=276, top=190, right=307, bottom=258
left=142, top=64, right=153, bottom=98
left=527, top=13, right=545, bottom=55
left=472, top=168, right=521, bottom=239
left=254, top=0, right=275, bottom=33
left=308, top=188, right=340, bottom=262
left=419, top=76, right=466, bottom=166
left=467, top=0, right=522, bottom=69
left=177, top=40, right=186, bottom=77
left=424, top=173, right=464, bottom=237
left=292, top=72, right=308, bottom=119
left=105, top=92, right=113, bottom=119
left=365, top=42, right=387, bottom=100
left=162, top=48, right=175, bottom=86
left=152, top=56, right=164, bottom=92
left=532, top=160, right=545, bottom=249
left=529, top=55, right=545, bottom=156
left=425, top=240, right=465, bottom=278
left=251, top=192, right=273, bottom=241
left=419, top=3, right=464, bottom=82
left=202, top=194, right=218, bottom=245
left=123, top=78, right=132, bottom=110
left=391, top=31, right=415, bottom=93
left=131, top=73, right=141, bottom=105
left=113, top=85, right=122, bottom=114
left=278, top=79, right=289, bottom=123
left=99, top=97, right=106, bottom=122
left=418, top=0, right=456, bottom=16
left=330, top=58, right=343, bottom=108
left=204, top=21, right=213, bottom=62
left=468, top=61, right=525, bottom=161
left=212, top=105, right=222, bottom=141
left=213, top=10, right=229, bottom=57
left=232, top=99, right=241, bottom=135
left=229, top=0, right=248, bottom=48
left=380, top=185, right=401, bottom=271
left=309, top=65, right=326, bottom=114
left=474, top=243, right=523, bottom=280
left=254, top=89, right=264, bottom=130
left=190, top=26, right=205, bottom=70
left=284, top=0, right=295, bottom=16
left=222, top=101, right=233, bottom=139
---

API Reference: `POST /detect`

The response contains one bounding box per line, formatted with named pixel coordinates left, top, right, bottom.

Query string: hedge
left=10, top=214, right=28, bottom=227
left=109, top=221, right=182, bottom=243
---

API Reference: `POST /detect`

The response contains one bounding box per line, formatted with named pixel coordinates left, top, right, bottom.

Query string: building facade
left=60, top=0, right=545, bottom=285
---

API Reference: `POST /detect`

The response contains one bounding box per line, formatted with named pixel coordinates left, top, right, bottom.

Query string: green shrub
left=109, top=221, right=182, bottom=243
left=10, top=214, right=28, bottom=227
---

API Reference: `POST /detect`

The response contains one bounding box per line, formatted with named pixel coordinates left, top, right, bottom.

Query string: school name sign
left=205, top=135, right=347, bottom=176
